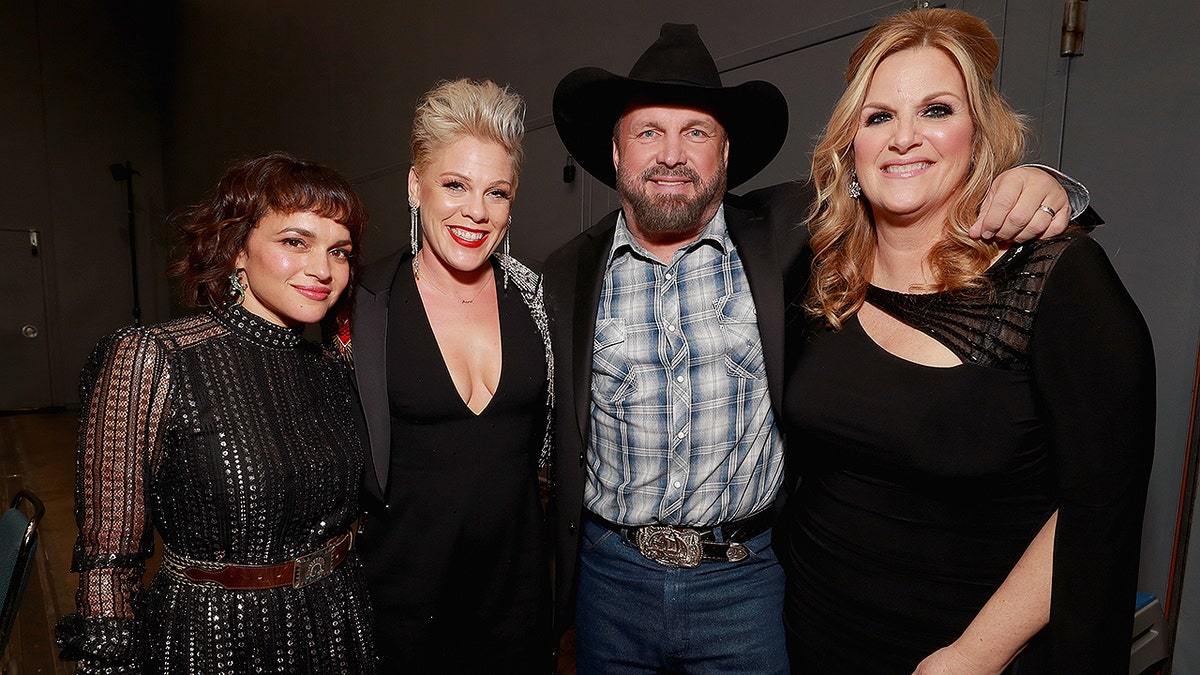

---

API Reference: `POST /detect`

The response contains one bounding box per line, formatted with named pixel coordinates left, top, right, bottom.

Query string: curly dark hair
left=169, top=152, right=368, bottom=311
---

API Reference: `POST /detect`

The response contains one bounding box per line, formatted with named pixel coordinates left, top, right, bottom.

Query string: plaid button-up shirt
left=585, top=207, right=784, bottom=527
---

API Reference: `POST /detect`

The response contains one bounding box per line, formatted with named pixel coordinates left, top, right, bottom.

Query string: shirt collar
left=608, top=204, right=731, bottom=267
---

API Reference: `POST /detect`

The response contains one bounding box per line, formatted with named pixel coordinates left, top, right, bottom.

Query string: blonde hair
left=805, top=8, right=1028, bottom=328
left=410, top=78, right=526, bottom=187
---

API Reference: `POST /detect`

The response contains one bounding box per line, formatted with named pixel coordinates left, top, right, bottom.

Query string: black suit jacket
left=350, top=248, right=411, bottom=502
left=541, top=182, right=814, bottom=631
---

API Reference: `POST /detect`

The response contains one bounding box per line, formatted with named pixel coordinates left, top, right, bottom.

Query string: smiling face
left=613, top=104, right=729, bottom=240
left=235, top=210, right=353, bottom=328
left=409, top=135, right=515, bottom=278
left=853, top=46, right=975, bottom=229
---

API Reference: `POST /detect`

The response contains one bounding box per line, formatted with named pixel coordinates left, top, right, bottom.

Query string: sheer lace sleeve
left=56, top=326, right=172, bottom=673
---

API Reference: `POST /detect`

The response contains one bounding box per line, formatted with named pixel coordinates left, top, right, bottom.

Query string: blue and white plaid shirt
left=585, top=206, right=785, bottom=527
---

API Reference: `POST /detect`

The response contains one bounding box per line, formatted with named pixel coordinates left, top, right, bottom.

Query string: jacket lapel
left=724, top=202, right=785, bottom=417
left=570, top=213, right=619, bottom=445
left=352, top=250, right=407, bottom=499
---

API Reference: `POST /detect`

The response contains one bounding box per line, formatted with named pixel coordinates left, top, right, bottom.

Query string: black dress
left=781, top=233, right=1154, bottom=674
left=56, top=305, right=377, bottom=674
left=359, top=262, right=550, bottom=673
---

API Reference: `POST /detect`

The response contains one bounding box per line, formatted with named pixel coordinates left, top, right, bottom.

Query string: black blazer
left=351, top=248, right=411, bottom=502
left=541, top=182, right=814, bottom=631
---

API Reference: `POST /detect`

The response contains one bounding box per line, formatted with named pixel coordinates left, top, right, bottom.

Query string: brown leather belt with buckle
left=586, top=510, right=772, bottom=568
left=165, top=530, right=354, bottom=590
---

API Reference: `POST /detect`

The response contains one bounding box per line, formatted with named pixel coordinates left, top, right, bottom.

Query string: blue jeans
left=575, top=520, right=789, bottom=674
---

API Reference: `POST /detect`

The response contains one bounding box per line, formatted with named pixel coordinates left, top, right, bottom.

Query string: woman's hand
left=913, top=642, right=1005, bottom=675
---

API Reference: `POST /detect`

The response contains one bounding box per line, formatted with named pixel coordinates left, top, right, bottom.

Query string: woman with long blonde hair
left=780, top=9, right=1154, bottom=673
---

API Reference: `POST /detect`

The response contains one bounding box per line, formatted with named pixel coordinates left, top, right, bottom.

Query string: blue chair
left=0, top=490, right=44, bottom=655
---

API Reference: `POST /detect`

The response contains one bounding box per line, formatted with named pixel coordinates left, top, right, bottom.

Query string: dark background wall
left=3, top=0, right=1198, bottom=669
left=0, top=0, right=173, bottom=409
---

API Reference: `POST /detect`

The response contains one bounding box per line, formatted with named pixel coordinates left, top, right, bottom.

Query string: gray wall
left=1057, top=3, right=1200, bottom=669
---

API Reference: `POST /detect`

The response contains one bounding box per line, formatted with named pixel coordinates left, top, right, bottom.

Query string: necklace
left=413, top=260, right=491, bottom=304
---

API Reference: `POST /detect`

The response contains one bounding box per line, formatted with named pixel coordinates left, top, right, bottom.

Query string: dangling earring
left=848, top=170, right=862, bottom=200
left=410, top=203, right=421, bottom=278
left=229, top=268, right=246, bottom=306
left=502, top=216, right=511, bottom=291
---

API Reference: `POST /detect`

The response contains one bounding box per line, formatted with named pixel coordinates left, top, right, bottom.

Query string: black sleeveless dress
left=781, top=234, right=1154, bottom=673
left=359, top=263, right=550, bottom=673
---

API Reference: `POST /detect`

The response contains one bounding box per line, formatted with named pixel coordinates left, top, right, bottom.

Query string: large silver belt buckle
left=293, top=544, right=336, bottom=588
left=635, top=526, right=702, bottom=568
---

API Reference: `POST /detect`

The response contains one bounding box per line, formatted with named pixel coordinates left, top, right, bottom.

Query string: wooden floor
left=0, top=409, right=79, bottom=674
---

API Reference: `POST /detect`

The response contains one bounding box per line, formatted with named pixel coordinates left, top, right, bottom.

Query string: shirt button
left=667, top=325, right=677, bottom=332
left=677, top=431, right=686, bottom=439
left=676, top=375, right=684, bottom=383
left=673, top=481, right=682, bottom=489
left=665, top=273, right=673, bottom=280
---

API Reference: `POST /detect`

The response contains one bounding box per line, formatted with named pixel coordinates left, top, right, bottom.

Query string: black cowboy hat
left=553, top=23, right=788, bottom=190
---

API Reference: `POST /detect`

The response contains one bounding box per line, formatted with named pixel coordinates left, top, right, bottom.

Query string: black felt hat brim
left=553, top=67, right=789, bottom=190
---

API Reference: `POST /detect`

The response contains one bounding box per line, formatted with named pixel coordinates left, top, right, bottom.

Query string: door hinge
left=1061, top=0, right=1088, bottom=56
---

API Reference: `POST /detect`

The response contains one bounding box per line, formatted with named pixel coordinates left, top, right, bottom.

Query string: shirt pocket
left=715, top=293, right=767, bottom=380
left=592, top=317, right=637, bottom=403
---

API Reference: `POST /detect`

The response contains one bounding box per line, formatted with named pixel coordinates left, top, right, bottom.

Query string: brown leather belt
left=165, top=530, right=354, bottom=590
left=585, top=510, right=773, bottom=568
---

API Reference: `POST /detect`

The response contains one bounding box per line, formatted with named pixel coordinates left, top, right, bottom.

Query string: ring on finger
left=1037, top=204, right=1057, bottom=218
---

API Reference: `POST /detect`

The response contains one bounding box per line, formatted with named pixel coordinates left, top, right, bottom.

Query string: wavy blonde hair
left=805, top=8, right=1028, bottom=328
left=410, top=78, right=526, bottom=189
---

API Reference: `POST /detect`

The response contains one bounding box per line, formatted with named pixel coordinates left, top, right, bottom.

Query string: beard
left=617, top=162, right=728, bottom=236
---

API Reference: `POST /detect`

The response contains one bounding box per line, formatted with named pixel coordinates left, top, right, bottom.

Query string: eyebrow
left=277, top=226, right=352, bottom=247
left=862, top=91, right=964, bottom=109
left=278, top=226, right=315, bottom=238
left=438, top=171, right=513, bottom=188
left=631, top=117, right=718, bottom=130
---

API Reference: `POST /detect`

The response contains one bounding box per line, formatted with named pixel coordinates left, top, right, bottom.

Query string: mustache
left=640, top=165, right=700, bottom=183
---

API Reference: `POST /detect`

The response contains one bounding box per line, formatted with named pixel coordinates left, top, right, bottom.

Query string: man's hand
left=971, top=166, right=1071, bottom=242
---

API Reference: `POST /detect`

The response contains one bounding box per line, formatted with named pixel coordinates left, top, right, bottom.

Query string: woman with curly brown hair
left=56, top=152, right=378, bottom=673
left=780, top=9, right=1154, bottom=673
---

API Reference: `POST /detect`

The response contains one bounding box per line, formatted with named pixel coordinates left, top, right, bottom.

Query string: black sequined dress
left=781, top=233, right=1155, bottom=673
left=56, top=305, right=376, bottom=674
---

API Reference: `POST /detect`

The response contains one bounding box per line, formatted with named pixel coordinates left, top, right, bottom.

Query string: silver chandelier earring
left=502, top=217, right=511, bottom=291
left=848, top=170, right=862, bottom=200
left=229, top=268, right=246, bottom=306
left=410, top=203, right=421, bottom=278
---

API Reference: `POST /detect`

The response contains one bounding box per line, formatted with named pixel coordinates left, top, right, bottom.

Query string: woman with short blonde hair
left=352, top=78, right=554, bottom=672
